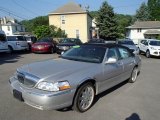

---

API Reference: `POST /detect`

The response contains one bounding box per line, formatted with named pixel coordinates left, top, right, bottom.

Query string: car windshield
left=118, top=40, right=134, bottom=45
left=60, top=38, right=76, bottom=43
left=61, top=45, right=106, bottom=63
left=37, top=38, right=52, bottom=43
left=149, top=41, right=160, bottom=46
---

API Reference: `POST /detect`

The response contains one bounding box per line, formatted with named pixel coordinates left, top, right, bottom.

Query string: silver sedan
left=9, top=44, right=141, bottom=112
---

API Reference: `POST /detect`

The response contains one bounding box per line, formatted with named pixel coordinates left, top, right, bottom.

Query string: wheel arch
left=71, top=79, right=97, bottom=106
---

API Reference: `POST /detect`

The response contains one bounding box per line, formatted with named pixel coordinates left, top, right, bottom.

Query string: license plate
left=13, top=89, right=24, bottom=101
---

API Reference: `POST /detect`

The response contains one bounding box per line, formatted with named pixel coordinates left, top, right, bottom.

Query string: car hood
left=149, top=45, right=160, bottom=49
left=17, top=58, right=97, bottom=82
left=57, top=43, right=75, bottom=46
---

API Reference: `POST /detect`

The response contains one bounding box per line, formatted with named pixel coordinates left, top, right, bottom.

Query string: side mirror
left=105, top=58, right=117, bottom=64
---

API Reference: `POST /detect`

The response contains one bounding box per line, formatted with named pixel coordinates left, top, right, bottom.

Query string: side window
left=144, top=41, right=148, bottom=46
left=107, top=48, right=118, bottom=60
left=118, top=47, right=131, bottom=59
left=7, top=36, right=16, bottom=41
left=141, top=40, right=145, bottom=44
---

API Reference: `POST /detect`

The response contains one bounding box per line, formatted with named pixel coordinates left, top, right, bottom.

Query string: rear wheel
left=8, top=46, right=13, bottom=54
left=146, top=50, right=150, bottom=58
left=73, top=83, right=95, bottom=112
left=129, top=67, right=138, bottom=83
left=50, top=47, right=54, bottom=54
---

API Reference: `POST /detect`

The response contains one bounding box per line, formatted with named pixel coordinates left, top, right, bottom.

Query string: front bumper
left=9, top=77, right=76, bottom=110
left=150, top=50, right=160, bottom=56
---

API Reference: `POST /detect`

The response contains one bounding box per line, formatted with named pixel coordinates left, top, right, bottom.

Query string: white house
left=126, top=21, right=160, bottom=44
left=0, top=17, right=25, bottom=35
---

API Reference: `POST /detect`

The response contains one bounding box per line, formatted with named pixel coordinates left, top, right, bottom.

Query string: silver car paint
left=9, top=48, right=141, bottom=110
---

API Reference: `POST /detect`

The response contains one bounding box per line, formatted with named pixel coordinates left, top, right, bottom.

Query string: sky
left=0, top=0, right=148, bottom=21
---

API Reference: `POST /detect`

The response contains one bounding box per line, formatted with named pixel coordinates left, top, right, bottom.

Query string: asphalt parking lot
left=0, top=52, right=160, bottom=120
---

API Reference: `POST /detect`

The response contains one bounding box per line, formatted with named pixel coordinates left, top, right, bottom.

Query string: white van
left=7, top=35, right=29, bottom=53
left=0, top=31, right=9, bottom=53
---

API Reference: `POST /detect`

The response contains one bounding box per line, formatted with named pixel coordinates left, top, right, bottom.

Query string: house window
left=76, top=30, right=80, bottom=39
left=61, top=15, right=65, bottom=24
left=137, top=28, right=141, bottom=33
left=15, top=26, right=18, bottom=31
left=7, top=26, right=10, bottom=31
left=21, top=26, right=23, bottom=31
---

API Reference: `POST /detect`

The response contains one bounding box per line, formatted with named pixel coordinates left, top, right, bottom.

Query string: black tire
left=146, top=50, right=150, bottom=58
left=50, top=47, right=54, bottom=54
left=129, top=67, right=138, bottom=83
left=73, top=82, right=95, bottom=112
left=8, top=46, right=13, bottom=54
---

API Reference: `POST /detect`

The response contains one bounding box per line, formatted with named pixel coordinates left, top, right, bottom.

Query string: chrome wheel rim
left=146, top=51, right=150, bottom=58
left=78, top=86, right=94, bottom=110
left=131, top=68, right=138, bottom=82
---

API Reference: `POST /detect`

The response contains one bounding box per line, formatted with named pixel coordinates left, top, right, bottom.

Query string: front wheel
left=73, top=83, right=95, bottom=112
left=146, top=50, right=150, bottom=58
left=129, top=67, right=138, bottom=83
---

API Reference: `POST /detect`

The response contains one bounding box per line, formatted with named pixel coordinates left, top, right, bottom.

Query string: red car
left=32, top=38, right=57, bottom=53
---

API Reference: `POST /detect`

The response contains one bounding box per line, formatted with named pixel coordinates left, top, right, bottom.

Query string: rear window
left=0, top=34, right=7, bottom=42
left=7, top=36, right=26, bottom=41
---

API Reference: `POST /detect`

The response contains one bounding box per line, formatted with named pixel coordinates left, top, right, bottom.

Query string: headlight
left=150, top=47, right=156, bottom=50
left=36, top=81, right=71, bottom=92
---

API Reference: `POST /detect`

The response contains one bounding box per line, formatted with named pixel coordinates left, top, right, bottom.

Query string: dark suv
left=56, top=38, right=82, bottom=54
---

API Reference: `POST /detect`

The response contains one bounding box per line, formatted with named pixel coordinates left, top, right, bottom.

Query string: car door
left=139, top=40, right=146, bottom=52
left=17, top=36, right=28, bottom=48
left=0, top=34, right=8, bottom=51
left=117, top=47, right=135, bottom=80
left=99, top=47, right=124, bottom=93
left=143, top=40, right=149, bottom=52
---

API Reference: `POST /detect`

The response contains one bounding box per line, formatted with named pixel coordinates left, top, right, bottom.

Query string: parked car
left=25, top=36, right=37, bottom=51
left=87, top=39, right=117, bottom=44
left=9, top=44, right=141, bottom=112
left=0, top=31, right=9, bottom=53
left=118, top=39, right=139, bottom=54
left=31, top=38, right=57, bottom=54
left=139, top=39, right=160, bottom=58
left=87, top=38, right=105, bottom=43
left=56, top=38, right=82, bottom=54
left=7, top=35, right=29, bottom=53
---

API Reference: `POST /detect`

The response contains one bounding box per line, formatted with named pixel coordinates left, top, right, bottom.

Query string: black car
left=87, top=39, right=117, bottom=44
left=56, top=38, right=82, bottom=54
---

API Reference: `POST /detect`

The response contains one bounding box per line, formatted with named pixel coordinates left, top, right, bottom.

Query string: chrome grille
left=17, top=72, right=37, bottom=88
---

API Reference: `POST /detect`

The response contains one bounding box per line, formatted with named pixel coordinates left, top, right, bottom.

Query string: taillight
left=16, top=42, right=20, bottom=45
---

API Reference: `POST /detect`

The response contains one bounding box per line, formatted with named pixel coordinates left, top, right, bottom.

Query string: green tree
left=21, top=16, right=49, bottom=32
left=135, top=2, right=150, bottom=21
left=96, top=1, right=118, bottom=40
left=115, top=14, right=132, bottom=38
left=148, top=0, right=160, bottom=20
left=34, top=25, right=51, bottom=39
left=34, top=25, right=67, bottom=39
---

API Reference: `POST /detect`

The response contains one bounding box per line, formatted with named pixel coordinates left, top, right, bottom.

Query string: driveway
left=0, top=53, right=160, bottom=120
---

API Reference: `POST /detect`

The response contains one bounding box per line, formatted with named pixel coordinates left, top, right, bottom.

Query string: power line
left=0, top=6, right=28, bottom=20
left=12, top=0, right=40, bottom=16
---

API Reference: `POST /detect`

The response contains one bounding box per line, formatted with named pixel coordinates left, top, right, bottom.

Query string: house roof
left=126, top=21, right=160, bottom=29
left=49, top=2, right=87, bottom=15
left=144, top=30, right=160, bottom=35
